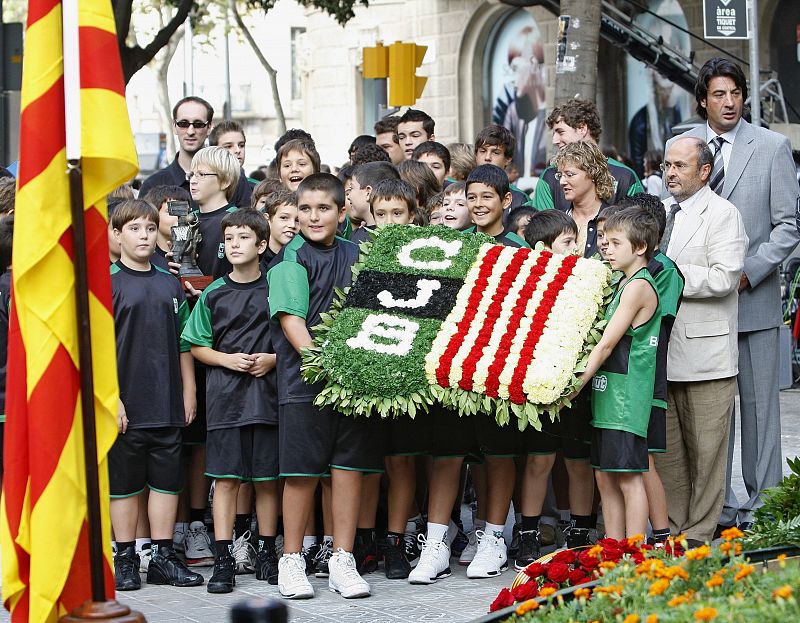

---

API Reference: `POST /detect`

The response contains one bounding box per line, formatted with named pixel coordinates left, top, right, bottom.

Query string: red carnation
left=512, top=582, right=539, bottom=602
left=552, top=549, right=578, bottom=565
left=573, top=575, right=592, bottom=585
left=542, top=582, right=559, bottom=591
left=490, top=588, right=515, bottom=612
left=578, top=550, right=600, bottom=571
left=524, top=562, right=547, bottom=579
left=568, top=568, right=588, bottom=585
left=546, top=562, right=570, bottom=584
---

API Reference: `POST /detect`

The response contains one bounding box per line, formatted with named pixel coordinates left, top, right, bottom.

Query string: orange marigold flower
left=623, top=615, right=640, bottom=623
left=694, top=607, right=718, bottom=621
left=685, top=545, right=712, bottom=560
left=539, top=586, right=557, bottom=597
left=719, top=542, right=732, bottom=554
left=734, top=542, right=742, bottom=555
left=721, top=526, right=744, bottom=541
left=705, top=574, right=723, bottom=588
left=772, top=585, right=793, bottom=600
left=575, top=588, right=592, bottom=599
left=667, top=590, right=695, bottom=607
left=657, top=565, right=689, bottom=581
left=647, top=615, right=659, bottom=623
left=649, top=579, right=670, bottom=596
left=734, top=564, right=754, bottom=582
left=515, top=599, right=540, bottom=615
left=599, top=561, right=617, bottom=571
left=627, top=534, right=645, bottom=546
left=588, top=544, right=603, bottom=558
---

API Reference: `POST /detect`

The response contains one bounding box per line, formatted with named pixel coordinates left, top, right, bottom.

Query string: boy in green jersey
left=571, top=206, right=661, bottom=540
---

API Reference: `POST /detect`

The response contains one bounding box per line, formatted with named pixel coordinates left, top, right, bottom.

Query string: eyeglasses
left=554, top=171, right=579, bottom=180
left=175, top=120, right=210, bottom=129
left=187, top=172, right=218, bottom=180
left=660, top=161, right=694, bottom=173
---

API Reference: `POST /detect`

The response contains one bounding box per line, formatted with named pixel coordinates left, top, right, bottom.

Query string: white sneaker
left=233, top=530, right=256, bottom=575
left=278, top=553, right=314, bottom=599
left=172, top=524, right=187, bottom=555
left=459, top=528, right=479, bottom=566
left=328, top=549, right=370, bottom=598
left=138, top=545, right=151, bottom=573
left=184, top=521, right=214, bottom=567
left=408, top=534, right=452, bottom=584
left=466, top=530, right=508, bottom=578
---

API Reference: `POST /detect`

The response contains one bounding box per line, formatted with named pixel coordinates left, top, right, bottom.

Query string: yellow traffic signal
left=388, top=42, right=427, bottom=107
left=362, top=43, right=389, bottom=79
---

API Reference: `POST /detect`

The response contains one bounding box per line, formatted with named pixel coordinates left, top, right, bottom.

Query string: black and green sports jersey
left=111, top=261, right=191, bottom=429
left=192, top=204, right=238, bottom=279
left=349, top=225, right=375, bottom=246
left=648, top=250, right=684, bottom=407
left=591, top=267, right=661, bottom=438
left=152, top=245, right=171, bottom=272
left=0, top=269, right=11, bottom=422
left=464, top=226, right=530, bottom=249
left=267, top=233, right=359, bottom=405
left=182, top=273, right=277, bottom=428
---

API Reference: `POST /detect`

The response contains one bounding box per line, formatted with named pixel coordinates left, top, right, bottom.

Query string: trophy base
left=181, top=275, right=213, bottom=291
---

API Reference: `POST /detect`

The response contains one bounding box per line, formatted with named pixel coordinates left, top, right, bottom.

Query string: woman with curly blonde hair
left=551, top=141, right=614, bottom=257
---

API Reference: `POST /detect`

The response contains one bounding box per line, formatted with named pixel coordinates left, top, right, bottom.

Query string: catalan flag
left=1, top=0, right=138, bottom=619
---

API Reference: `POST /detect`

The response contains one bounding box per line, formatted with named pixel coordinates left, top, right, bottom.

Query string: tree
left=115, top=0, right=369, bottom=84
left=554, top=0, right=601, bottom=105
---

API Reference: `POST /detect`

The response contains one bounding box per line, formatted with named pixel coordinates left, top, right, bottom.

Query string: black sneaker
left=565, top=527, right=591, bottom=549
left=380, top=535, right=411, bottom=580
left=514, top=530, right=541, bottom=571
left=114, top=545, right=141, bottom=591
left=353, top=533, right=378, bottom=574
left=254, top=547, right=279, bottom=584
left=404, top=531, right=421, bottom=567
left=507, top=522, right=522, bottom=559
left=451, top=527, right=469, bottom=558
left=313, top=539, right=333, bottom=578
left=302, top=543, right=320, bottom=576
left=207, top=555, right=235, bottom=593
left=147, top=546, right=204, bottom=587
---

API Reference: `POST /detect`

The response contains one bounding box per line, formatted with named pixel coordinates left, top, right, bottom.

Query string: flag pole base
left=60, top=600, right=147, bottom=622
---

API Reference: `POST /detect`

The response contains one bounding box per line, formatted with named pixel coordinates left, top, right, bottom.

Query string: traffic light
left=388, top=42, right=427, bottom=107
left=362, top=43, right=389, bottom=79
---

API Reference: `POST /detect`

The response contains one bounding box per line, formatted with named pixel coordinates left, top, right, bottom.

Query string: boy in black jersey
left=0, top=216, right=13, bottom=483
left=142, top=185, right=192, bottom=272
left=348, top=162, right=399, bottom=245
left=262, top=189, right=299, bottom=270
left=108, top=200, right=203, bottom=591
left=268, top=173, right=382, bottom=600
left=182, top=209, right=281, bottom=593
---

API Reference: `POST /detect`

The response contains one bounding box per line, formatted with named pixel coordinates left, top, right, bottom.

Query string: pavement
left=1, top=389, right=799, bottom=622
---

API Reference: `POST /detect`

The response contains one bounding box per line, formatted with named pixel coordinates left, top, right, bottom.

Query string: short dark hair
left=297, top=173, right=345, bottom=209
left=695, top=57, right=748, bottom=120
left=172, top=96, right=214, bottom=123
left=351, top=143, right=392, bottom=165
left=474, top=125, right=515, bottom=159
left=426, top=190, right=444, bottom=213
left=143, top=185, right=191, bottom=211
left=209, top=120, right=245, bottom=146
left=523, top=210, right=578, bottom=248
left=352, top=161, right=400, bottom=190
left=546, top=99, right=602, bottom=142
left=620, top=193, right=668, bottom=239
left=337, top=164, right=355, bottom=183
left=413, top=141, right=451, bottom=172
left=374, top=116, right=400, bottom=140
left=349, top=135, right=376, bottom=156
left=398, top=108, right=435, bottom=136
left=276, top=139, right=321, bottom=174
left=443, top=181, right=466, bottom=197
left=274, top=128, right=314, bottom=153
left=370, top=179, right=417, bottom=215
left=251, top=178, right=284, bottom=210
left=0, top=177, right=15, bottom=215
left=249, top=168, right=267, bottom=181
left=604, top=206, right=660, bottom=261
left=221, top=208, right=269, bottom=246
left=466, top=164, right=509, bottom=199
left=398, top=160, right=440, bottom=207
left=595, top=204, right=622, bottom=226
left=0, top=214, right=13, bottom=270
left=508, top=206, right=537, bottom=234
left=111, top=199, right=159, bottom=231
left=263, top=189, right=297, bottom=217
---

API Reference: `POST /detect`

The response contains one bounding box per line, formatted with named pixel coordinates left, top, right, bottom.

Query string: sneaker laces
left=282, top=554, right=308, bottom=583
left=187, top=525, right=212, bottom=551
left=116, top=551, right=138, bottom=575
left=331, top=549, right=365, bottom=587
left=417, top=533, right=448, bottom=559
left=233, top=531, right=256, bottom=566
left=473, top=530, right=502, bottom=562
left=314, top=539, right=333, bottom=564
left=404, top=532, right=420, bottom=557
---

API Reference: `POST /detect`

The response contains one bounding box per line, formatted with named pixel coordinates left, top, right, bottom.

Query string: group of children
left=87, top=105, right=685, bottom=602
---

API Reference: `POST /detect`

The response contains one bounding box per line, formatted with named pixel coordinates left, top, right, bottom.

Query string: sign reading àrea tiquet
left=302, top=226, right=611, bottom=429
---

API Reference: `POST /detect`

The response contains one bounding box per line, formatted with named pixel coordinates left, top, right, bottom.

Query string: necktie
left=709, top=136, right=725, bottom=195
left=660, top=203, right=681, bottom=252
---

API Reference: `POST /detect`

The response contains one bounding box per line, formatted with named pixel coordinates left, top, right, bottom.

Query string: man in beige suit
left=655, top=137, right=748, bottom=545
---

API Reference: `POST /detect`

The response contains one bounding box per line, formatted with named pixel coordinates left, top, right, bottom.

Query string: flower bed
left=302, top=225, right=611, bottom=428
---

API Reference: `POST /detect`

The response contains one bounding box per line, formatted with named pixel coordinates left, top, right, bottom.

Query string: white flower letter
left=397, top=237, right=463, bottom=271
left=346, top=313, right=420, bottom=356
left=377, top=279, right=441, bottom=309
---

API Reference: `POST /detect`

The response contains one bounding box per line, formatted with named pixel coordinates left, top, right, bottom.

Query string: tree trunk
left=152, top=21, right=184, bottom=157
left=554, top=0, right=601, bottom=106
left=230, top=0, right=287, bottom=135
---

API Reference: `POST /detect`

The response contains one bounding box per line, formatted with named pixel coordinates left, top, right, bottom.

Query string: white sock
left=514, top=512, right=522, bottom=525
left=427, top=522, right=448, bottom=542
left=302, top=535, right=317, bottom=550
left=135, top=538, right=151, bottom=552
left=485, top=522, right=505, bottom=539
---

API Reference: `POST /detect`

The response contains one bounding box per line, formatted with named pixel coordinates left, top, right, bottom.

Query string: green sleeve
left=627, top=177, right=645, bottom=196
left=177, top=299, right=192, bottom=352
left=654, top=269, right=684, bottom=320
left=181, top=293, right=214, bottom=348
left=267, top=261, right=309, bottom=320
left=532, top=175, right=555, bottom=211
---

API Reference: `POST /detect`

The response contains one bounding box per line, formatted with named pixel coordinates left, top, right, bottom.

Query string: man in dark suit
left=666, top=58, right=800, bottom=531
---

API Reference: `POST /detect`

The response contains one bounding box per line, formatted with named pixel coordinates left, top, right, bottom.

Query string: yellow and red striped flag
left=1, top=0, right=138, bottom=619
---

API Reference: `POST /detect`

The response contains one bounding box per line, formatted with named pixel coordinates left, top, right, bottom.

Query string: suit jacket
left=665, top=185, right=748, bottom=382
left=665, top=120, right=800, bottom=332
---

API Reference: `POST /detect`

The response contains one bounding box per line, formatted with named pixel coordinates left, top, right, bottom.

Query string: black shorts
left=474, top=414, right=526, bottom=457
left=590, top=427, right=648, bottom=472
left=279, top=403, right=384, bottom=476
left=206, top=424, right=279, bottom=481
left=109, top=427, right=183, bottom=497
left=182, top=363, right=207, bottom=445
left=526, top=394, right=592, bottom=460
left=385, top=416, right=430, bottom=456
left=427, top=405, right=476, bottom=458
left=647, top=406, right=666, bottom=453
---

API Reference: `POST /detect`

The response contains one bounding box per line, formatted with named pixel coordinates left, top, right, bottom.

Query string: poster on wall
left=489, top=10, right=548, bottom=179
left=626, top=0, right=692, bottom=178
